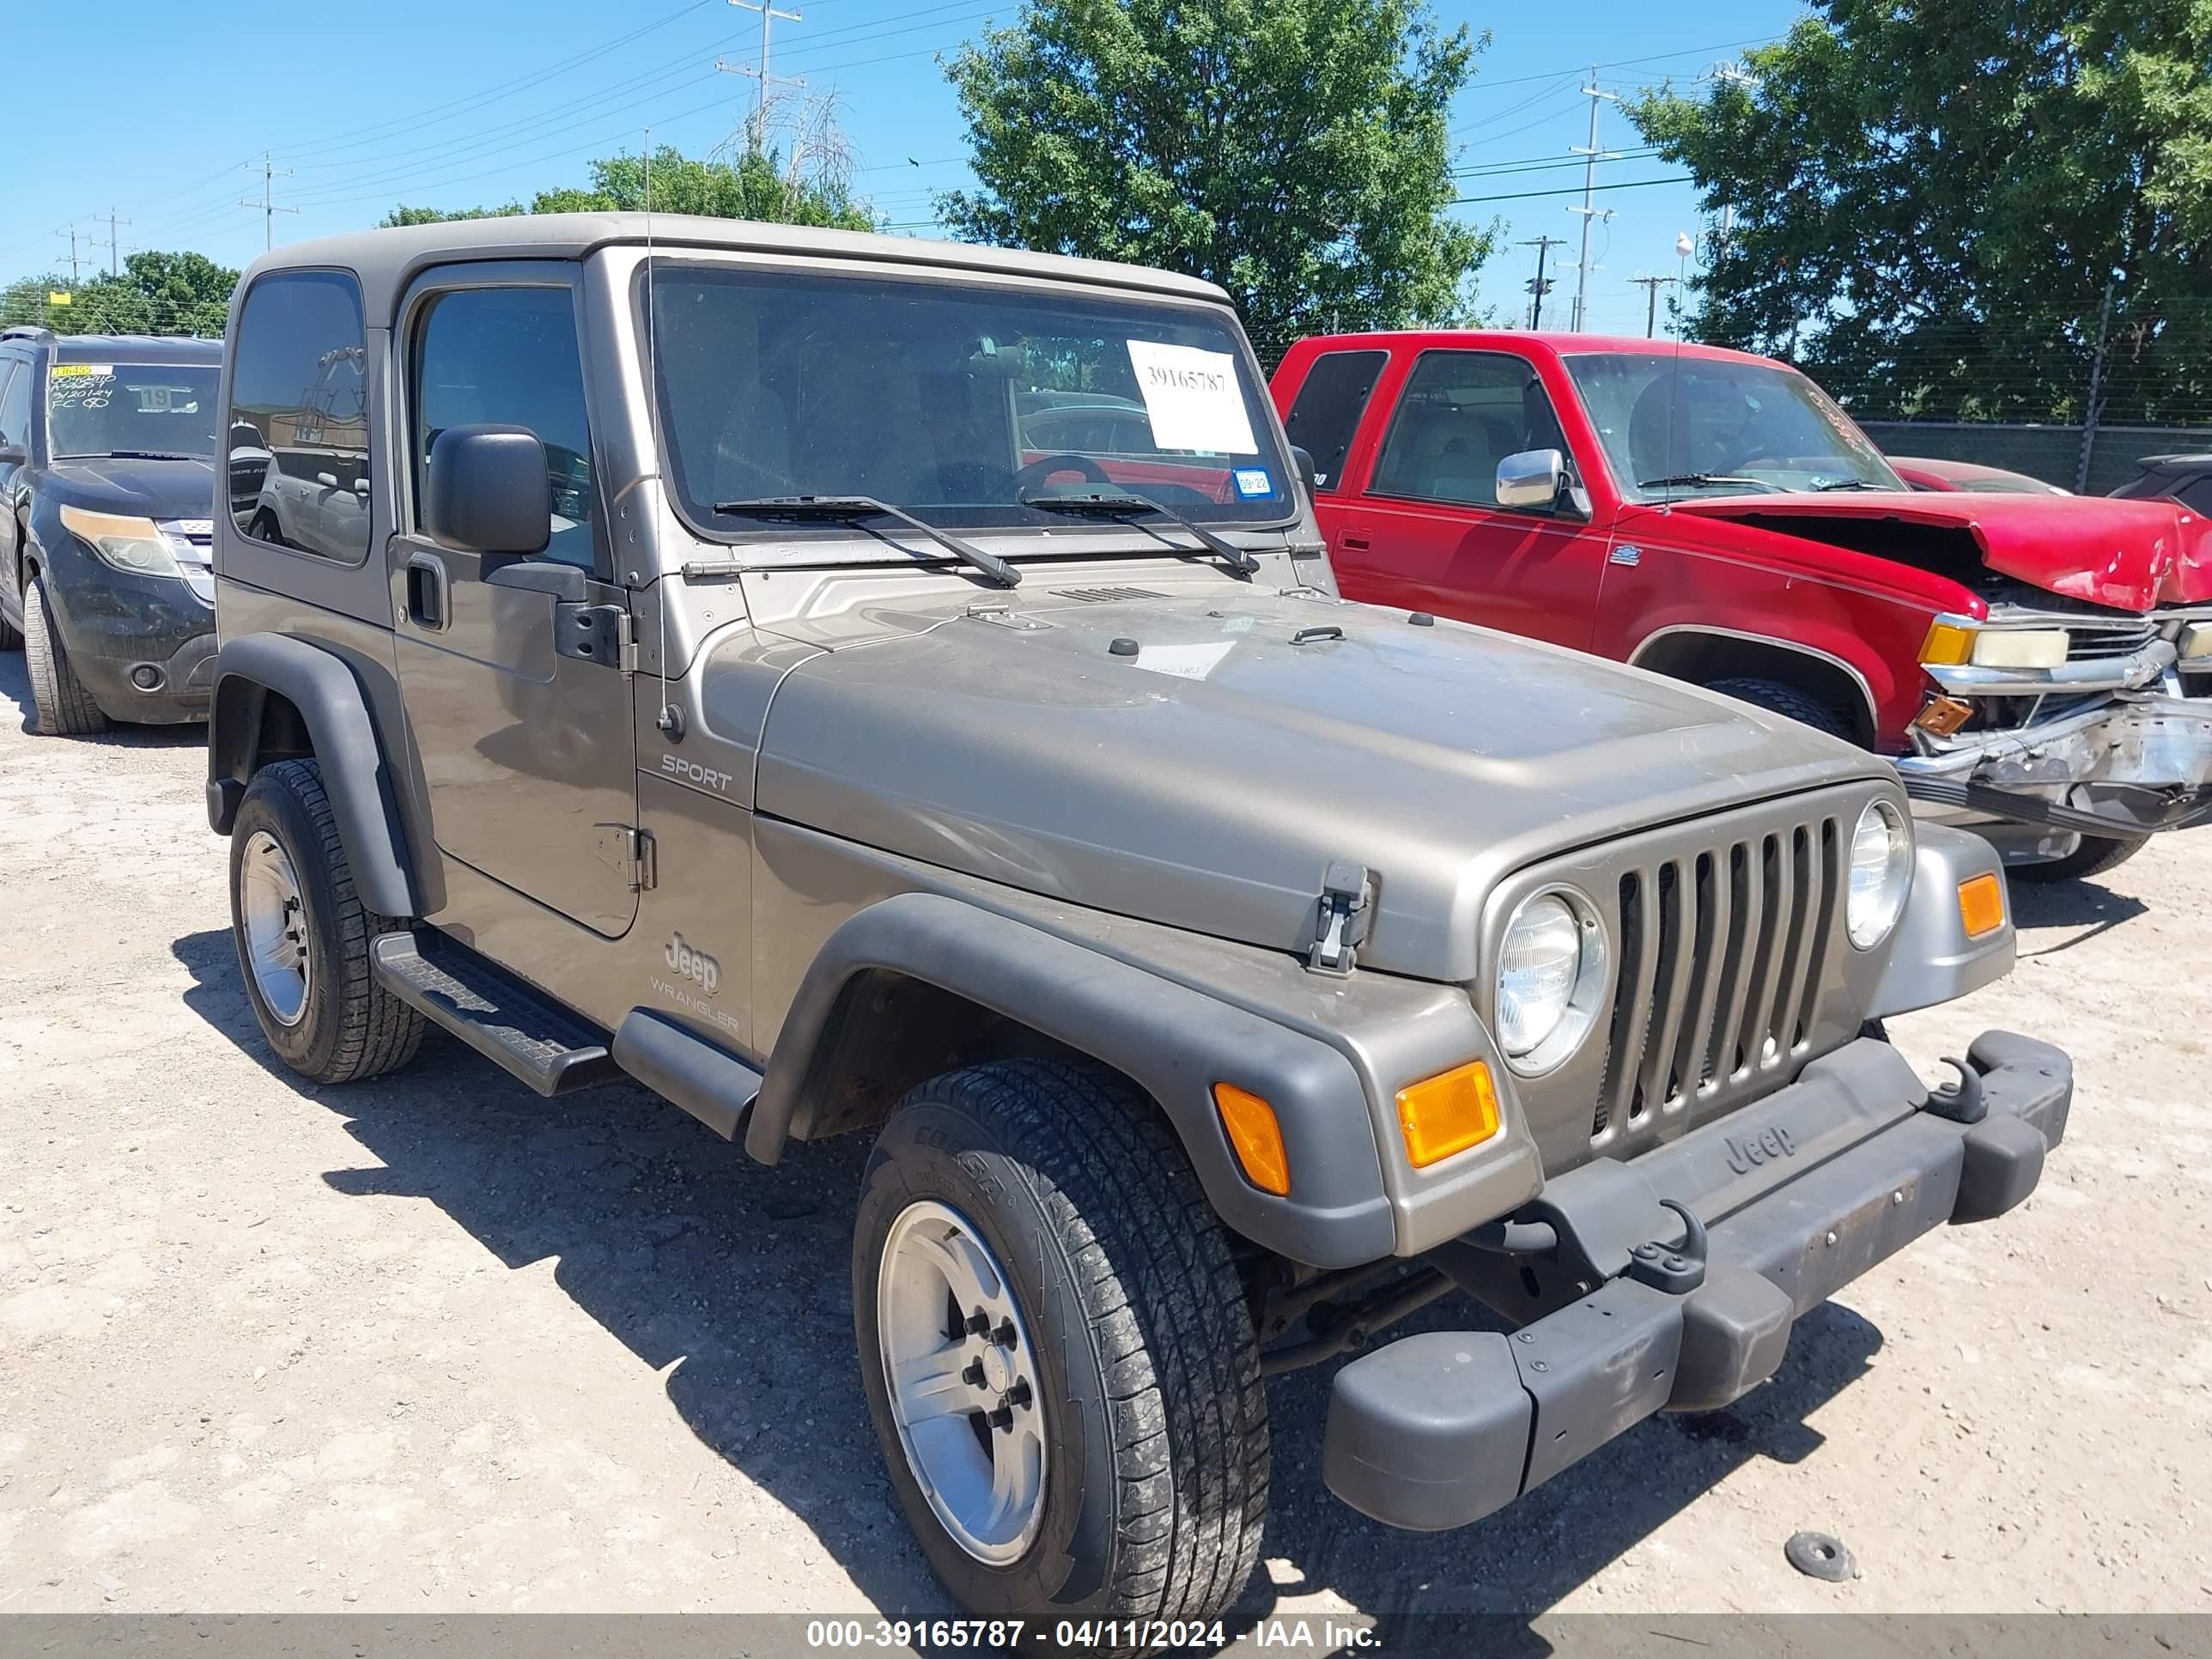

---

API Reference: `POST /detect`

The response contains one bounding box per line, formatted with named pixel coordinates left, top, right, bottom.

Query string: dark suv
left=0, top=327, right=222, bottom=733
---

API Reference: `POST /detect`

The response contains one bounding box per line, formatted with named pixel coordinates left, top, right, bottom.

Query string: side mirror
left=1289, top=445, right=1320, bottom=495
left=0, top=441, right=25, bottom=467
left=1496, top=447, right=1566, bottom=511
left=424, top=424, right=549, bottom=556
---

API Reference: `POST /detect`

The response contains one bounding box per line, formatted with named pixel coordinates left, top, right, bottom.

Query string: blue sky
left=4, top=0, right=1800, bottom=337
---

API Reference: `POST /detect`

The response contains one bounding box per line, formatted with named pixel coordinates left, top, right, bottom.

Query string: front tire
left=1705, top=675, right=1852, bottom=741
left=228, top=758, right=424, bottom=1084
left=2011, top=832, right=2148, bottom=884
left=854, top=1059, right=1269, bottom=1632
left=22, top=577, right=107, bottom=734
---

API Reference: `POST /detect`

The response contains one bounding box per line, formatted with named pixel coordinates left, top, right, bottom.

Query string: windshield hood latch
left=1307, top=861, right=1374, bottom=977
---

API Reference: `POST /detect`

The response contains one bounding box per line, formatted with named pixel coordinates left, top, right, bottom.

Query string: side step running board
left=370, top=931, right=623, bottom=1097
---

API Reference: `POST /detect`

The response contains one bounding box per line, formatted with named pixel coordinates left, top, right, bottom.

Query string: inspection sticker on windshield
left=1126, top=341, right=1256, bottom=454
left=1232, top=467, right=1273, bottom=498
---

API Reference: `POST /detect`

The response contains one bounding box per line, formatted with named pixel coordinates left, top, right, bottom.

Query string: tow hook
left=1626, top=1198, right=1708, bottom=1293
left=1923, top=1055, right=1987, bottom=1123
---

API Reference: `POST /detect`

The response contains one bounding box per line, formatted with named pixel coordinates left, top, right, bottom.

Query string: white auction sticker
left=1126, top=340, right=1257, bottom=454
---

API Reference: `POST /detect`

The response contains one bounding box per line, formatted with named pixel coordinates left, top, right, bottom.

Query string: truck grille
left=2063, top=618, right=2159, bottom=660
left=1589, top=810, right=1844, bottom=1146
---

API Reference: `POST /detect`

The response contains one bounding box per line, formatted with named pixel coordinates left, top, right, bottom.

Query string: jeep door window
left=47, top=362, right=219, bottom=460
left=647, top=265, right=1292, bottom=533
left=1283, top=349, right=1387, bottom=491
left=1368, top=350, right=1573, bottom=506
left=1563, top=350, right=1903, bottom=500
left=410, top=286, right=599, bottom=569
left=228, top=270, right=373, bottom=562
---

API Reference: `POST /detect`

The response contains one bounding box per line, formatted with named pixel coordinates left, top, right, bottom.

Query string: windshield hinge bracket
left=1306, top=860, right=1373, bottom=977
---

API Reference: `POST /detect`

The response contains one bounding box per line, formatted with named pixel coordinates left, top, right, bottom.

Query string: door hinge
left=594, top=824, right=657, bottom=892
left=1306, top=860, right=1373, bottom=977
left=556, top=601, right=638, bottom=674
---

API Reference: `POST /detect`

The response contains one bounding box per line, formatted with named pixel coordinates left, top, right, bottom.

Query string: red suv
left=1272, top=331, right=2212, bottom=880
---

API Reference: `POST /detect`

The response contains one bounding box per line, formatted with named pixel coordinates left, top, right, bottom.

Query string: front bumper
left=40, top=562, right=216, bottom=723
left=1897, top=694, right=2212, bottom=842
left=1322, top=1030, right=2069, bottom=1531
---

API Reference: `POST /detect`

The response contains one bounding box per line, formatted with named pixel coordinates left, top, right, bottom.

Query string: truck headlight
left=1495, top=889, right=1607, bottom=1067
left=1847, top=799, right=1912, bottom=949
left=1970, top=629, right=2068, bottom=669
left=58, top=505, right=186, bottom=579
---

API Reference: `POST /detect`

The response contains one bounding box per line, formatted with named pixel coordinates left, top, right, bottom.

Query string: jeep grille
left=1592, top=813, right=1842, bottom=1144
left=1480, top=781, right=1885, bottom=1175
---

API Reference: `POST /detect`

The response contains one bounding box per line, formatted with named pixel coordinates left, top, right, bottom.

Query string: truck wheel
left=854, top=1058, right=1269, bottom=1632
left=2011, top=832, right=2148, bottom=884
left=22, top=577, right=108, bottom=735
left=228, top=758, right=424, bottom=1085
left=1705, top=676, right=1851, bottom=741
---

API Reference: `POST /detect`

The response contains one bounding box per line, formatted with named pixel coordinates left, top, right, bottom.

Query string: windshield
left=1563, top=351, right=1901, bottom=501
left=647, top=265, right=1293, bottom=534
left=48, top=361, right=220, bottom=459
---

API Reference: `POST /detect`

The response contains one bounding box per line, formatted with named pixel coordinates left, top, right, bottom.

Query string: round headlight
left=1847, top=799, right=1912, bottom=949
left=1496, top=890, right=1605, bottom=1064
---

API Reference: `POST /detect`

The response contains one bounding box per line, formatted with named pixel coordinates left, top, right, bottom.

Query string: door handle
left=1340, top=533, right=1371, bottom=550
left=406, top=551, right=450, bottom=631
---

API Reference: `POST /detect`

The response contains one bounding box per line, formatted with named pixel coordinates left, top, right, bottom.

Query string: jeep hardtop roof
left=242, top=212, right=1231, bottom=324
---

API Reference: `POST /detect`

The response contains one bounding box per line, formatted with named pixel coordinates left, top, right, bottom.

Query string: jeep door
left=1326, top=348, right=1611, bottom=650
left=388, top=264, right=640, bottom=937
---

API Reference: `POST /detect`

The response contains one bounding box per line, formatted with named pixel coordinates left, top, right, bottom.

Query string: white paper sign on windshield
left=1126, top=341, right=1257, bottom=454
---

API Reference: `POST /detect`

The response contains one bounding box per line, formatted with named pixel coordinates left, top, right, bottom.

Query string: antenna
left=641, top=131, right=681, bottom=741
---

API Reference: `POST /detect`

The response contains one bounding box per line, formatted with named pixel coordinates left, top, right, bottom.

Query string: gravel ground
left=0, top=647, right=2207, bottom=1629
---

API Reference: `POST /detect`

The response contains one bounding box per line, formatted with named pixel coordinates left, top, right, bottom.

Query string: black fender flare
left=205, top=633, right=421, bottom=919
left=745, top=891, right=1396, bottom=1268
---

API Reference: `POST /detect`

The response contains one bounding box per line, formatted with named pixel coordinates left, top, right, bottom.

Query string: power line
left=1453, top=173, right=1692, bottom=207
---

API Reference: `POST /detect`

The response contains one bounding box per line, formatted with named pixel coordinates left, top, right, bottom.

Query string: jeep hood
left=1666, top=490, right=2211, bottom=610
left=748, top=588, right=1884, bottom=982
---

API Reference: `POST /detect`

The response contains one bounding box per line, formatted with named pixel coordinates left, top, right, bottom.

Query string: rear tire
left=853, top=1058, right=1269, bottom=1635
left=22, top=576, right=107, bottom=735
left=228, top=758, right=424, bottom=1084
left=1705, top=675, right=1852, bottom=741
left=2010, top=832, right=2148, bottom=884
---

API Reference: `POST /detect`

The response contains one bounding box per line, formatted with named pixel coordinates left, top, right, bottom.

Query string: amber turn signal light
left=1920, top=620, right=1976, bottom=666
left=1913, top=695, right=1974, bottom=738
left=1212, top=1083, right=1291, bottom=1196
left=1958, top=872, right=2005, bottom=939
left=1396, top=1060, right=1501, bottom=1169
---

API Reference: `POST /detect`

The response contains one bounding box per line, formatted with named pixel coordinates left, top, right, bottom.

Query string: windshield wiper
left=1636, top=472, right=1780, bottom=495
left=711, top=495, right=1019, bottom=588
left=1016, top=492, right=1261, bottom=576
left=1812, top=477, right=1887, bottom=491
left=70, top=450, right=206, bottom=462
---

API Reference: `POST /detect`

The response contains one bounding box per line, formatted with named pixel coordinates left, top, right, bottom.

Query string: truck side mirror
left=424, top=424, right=550, bottom=556
left=1495, top=447, right=1567, bottom=511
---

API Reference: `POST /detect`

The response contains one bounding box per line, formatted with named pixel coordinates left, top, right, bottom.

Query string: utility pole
left=1569, top=68, right=1620, bottom=332
left=239, top=155, right=298, bottom=252
left=94, top=209, right=131, bottom=276
left=54, top=225, right=83, bottom=284
left=1519, top=235, right=1565, bottom=329
left=718, top=0, right=805, bottom=152
left=1630, top=275, right=1678, bottom=337
left=2077, top=269, right=2120, bottom=493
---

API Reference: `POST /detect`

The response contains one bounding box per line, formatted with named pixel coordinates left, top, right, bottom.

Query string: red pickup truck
left=1271, top=331, right=2212, bottom=879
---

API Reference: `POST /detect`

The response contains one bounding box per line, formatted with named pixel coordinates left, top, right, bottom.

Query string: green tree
left=0, top=251, right=237, bottom=336
left=939, top=0, right=1489, bottom=354
left=380, top=143, right=874, bottom=232
left=1630, top=0, right=2212, bottom=424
